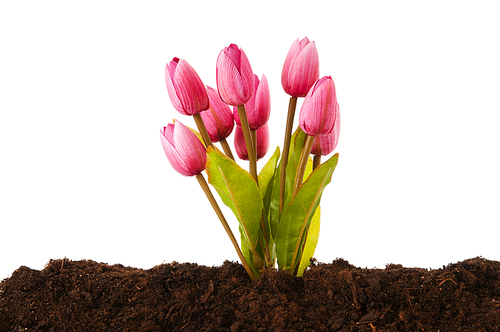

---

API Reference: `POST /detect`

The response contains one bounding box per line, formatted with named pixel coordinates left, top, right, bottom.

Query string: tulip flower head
left=311, top=102, right=340, bottom=156
left=234, top=123, right=270, bottom=161
left=282, top=37, right=320, bottom=98
left=299, top=76, right=337, bottom=137
left=165, top=58, right=210, bottom=116
left=160, top=120, right=207, bottom=177
left=233, top=74, right=271, bottom=130
left=200, top=86, right=235, bottom=143
left=216, top=44, right=255, bottom=106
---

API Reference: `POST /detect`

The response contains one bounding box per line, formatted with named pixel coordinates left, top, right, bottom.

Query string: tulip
left=234, top=123, right=269, bottom=161
left=200, top=86, right=235, bottom=143
left=200, top=86, right=236, bottom=160
left=233, top=74, right=271, bottom=130
left=216, top=44, right=255, bottom=106
left=165, top=58, right=209, bottom=116
left=217, top=43, right=257, bottom=182
left=279, top=37, right=320, bottom=213
left=282, top=37, right=320, bottom=98
left=295, top=76, right=338, bottom=195
left=311, top=102, right=340, bottom=156
left=299, top=76, right=337, bottom=137
left=160, top=120, right=255, bottom=280
left=160, top=120, right=206, bottom=177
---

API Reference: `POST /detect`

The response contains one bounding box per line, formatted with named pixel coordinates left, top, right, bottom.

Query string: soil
left=1, top=257, right=499, bottom=331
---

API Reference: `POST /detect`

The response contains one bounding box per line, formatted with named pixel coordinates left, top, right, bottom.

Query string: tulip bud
left=160, top=120, right=207, bottom=176
left=200, top=86, right=234, bottom=143
left=311, top=102, right=340, bottom=156
left=282, top=37, right=320, bottom=97
left=165, top=57, right=209, bottom=116
left=233, top=74, right=271, bottom=130
left=299, top=76, right=337, bottom=136
left=234, top=123, right=269, bottom=161
left=216, top=44, right=255, bottom=106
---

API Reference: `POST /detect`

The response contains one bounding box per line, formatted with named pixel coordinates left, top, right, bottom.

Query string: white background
left=1, top=1, right=499, bottom=281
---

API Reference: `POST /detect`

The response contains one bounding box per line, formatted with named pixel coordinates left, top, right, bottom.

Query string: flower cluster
left=160, top=38, right=340, bottom=279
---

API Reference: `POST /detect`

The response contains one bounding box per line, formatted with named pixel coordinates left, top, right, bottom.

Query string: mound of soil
left=1, top=257, right=499, bottom=331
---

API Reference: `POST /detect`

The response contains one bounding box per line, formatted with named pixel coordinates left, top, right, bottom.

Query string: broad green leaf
left=240, top=228, right=261, bottom=277
left=269, top=127, right=306, bottom=240
left=296, top=205, right=320, bottom=277
left=257, top=147, right=280, bottom=264
left=269, top=159, right=282, bottom=240
left=284, top=128, right=308, bottom=210
left=276, top=153, right=339, bottom=272
left=258, top=146, right=280, bottom=200
left=205, top=147, right=263, bottom=268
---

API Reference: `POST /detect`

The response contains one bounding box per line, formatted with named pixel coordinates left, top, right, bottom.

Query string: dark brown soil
left=1, top=257, right=499, bottom=331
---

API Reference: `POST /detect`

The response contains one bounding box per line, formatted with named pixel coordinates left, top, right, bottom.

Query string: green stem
left=219, top=138, right=234, bottom=160
left=237, top=105, right=258, bottom=185
left=279, top=97, right=298, bottom=213
left=293, top=135, right=315, bottom=197
left=313, top=155, right=321, bottom=170
left=196, top=173, right=256, bottom=280
left=193, top=113, right=214, bottom=149
left=251, top=129, right=257, bottom=162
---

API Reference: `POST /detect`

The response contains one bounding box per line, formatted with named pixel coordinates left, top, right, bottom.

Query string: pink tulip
left=200, top=86, right=234, bottom=143
left=234, top=123, right=270, bottom=161
left=216, top=44, right=255, bottom=106
left=233, top=74, right=271, bottom=130
left=311, top=102, right=340, bottom=155
left=299, top=76, right=337, bottom=136
left=160, top=120, right=206, bottom=177
left=165, top=57, right=209, bottom=116
left=281, top=37, right=320, bottom=98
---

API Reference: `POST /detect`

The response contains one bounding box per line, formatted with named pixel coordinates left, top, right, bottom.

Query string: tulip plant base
left=1, top=257, right=500, bottom=331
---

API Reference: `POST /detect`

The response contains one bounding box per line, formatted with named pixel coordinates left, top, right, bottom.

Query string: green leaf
left=296, top=205, right=320, bottom=277
left=258, top=146, right=280, bottom=205
left=269, top=127, right=307, bottom=240
left=275, top=153, right=339, bottom=272
left=284, top=127, right=312, bottom=211
left=205, top=147, right=263, bottom=270
left=257, top=147, right=280, bottom=264
left=269, top=159, right=282, bottom=241
left=240, top=228, right=261, bottom=277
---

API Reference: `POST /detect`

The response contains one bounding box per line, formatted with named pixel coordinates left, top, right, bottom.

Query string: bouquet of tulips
left=160, top=38, right=340, bottom=280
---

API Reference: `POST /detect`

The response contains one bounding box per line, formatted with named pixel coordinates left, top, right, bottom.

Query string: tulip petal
left=165, top=58, right=209, bottom=116
left=173, top=60, right=209, bottom=115
left=165, top=62, right=184, bottom=113
left=200, top=86, right=234, bottom=142
left=282, top=37, right=320, bottom=97
left=253, top=74, right=271, bottom=129
left=299, top=76, right=337, bottom=136
left=290, top=42, right=319, bottom=96
left=227, top=44, right=241, bottom=71
left=216, top=44, right=254, bottom=106
left=160, top=126, right=191, bottom=176
left=173, top=121, right=207, bottom=176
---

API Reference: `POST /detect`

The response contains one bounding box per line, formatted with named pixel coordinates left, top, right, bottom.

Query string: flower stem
left=293, top=135, right=315, bottom=197
left=313, top=155, right=321, bottom=170
left=279, top=97, right=298, bottom=213
left=237, top=105, right=258, bottom=184
left=219, top=138, right=234, bottom=160
left=193, top=113, right=214, bottom=149
left=196, top=173, right=256, bottom=280
left=251, top=129, right=257, bottom=163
